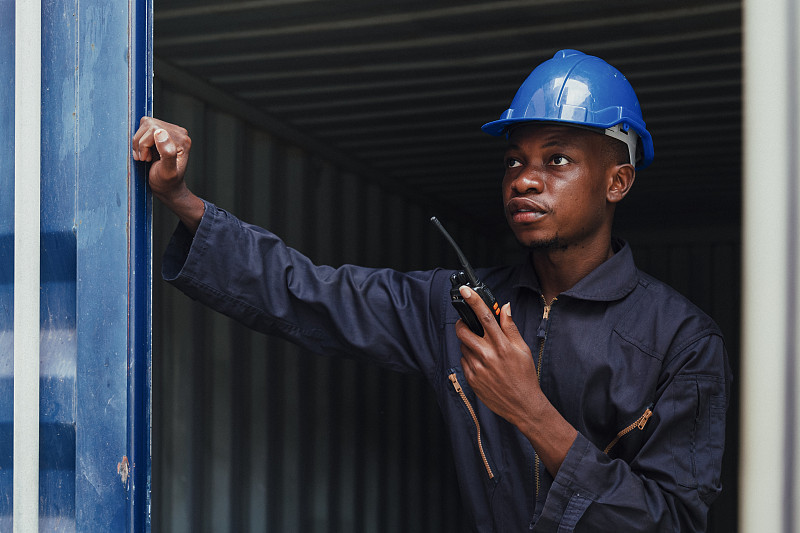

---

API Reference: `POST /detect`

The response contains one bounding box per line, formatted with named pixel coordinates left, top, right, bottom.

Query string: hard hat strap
left=603, top=123, right=639, bottom=167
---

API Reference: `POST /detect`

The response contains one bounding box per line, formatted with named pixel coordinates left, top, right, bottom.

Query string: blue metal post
left=70, top=0, right=152, bottom=530
left=129, top=0, right=155, bottom=529
left=0, top=0, right=15, bottom=528
left=39, top=1, right=78, bottom=527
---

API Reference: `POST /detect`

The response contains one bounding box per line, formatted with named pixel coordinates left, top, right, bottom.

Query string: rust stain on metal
left=117, top=455, right=130, bottom=484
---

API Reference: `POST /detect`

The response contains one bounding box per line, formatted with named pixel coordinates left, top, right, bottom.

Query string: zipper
left=535, top=299, right=553, bottom=381
left=448, top=373, right=494, bottom=479
left=534, top=297, right=556, bottom=506
left=603, top=403, right=654, bottom=455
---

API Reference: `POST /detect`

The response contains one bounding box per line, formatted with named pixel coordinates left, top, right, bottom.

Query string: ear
left=606, top=164, right=635, bottom=204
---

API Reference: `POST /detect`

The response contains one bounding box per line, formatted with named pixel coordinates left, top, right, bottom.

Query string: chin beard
left=524, top=235, right=570, bottom=251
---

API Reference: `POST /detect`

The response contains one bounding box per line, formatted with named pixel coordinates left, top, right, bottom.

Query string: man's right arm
left=132, top=117, right=205, bottom=233
left=134, top=118, right=445, bottom=375
left=162, top=200, right=444, bottom=376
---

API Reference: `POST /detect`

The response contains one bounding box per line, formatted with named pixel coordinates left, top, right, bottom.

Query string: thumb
left=152, top=129, right=178, bottom=175
left=147, top=129, right=185, bottom=199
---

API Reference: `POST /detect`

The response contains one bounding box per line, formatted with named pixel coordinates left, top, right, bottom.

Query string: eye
left=550, top=154, right=569, bottom=166
left=505, top=157, right=522, bottom=168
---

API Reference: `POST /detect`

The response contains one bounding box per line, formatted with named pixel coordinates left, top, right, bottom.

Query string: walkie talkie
left=431, top=217, right=502, bottom=337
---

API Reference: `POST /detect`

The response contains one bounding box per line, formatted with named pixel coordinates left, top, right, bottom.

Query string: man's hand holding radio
left=455, top=286, right=577, bottom=477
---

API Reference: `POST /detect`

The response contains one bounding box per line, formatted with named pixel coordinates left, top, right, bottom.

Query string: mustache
left=505, top=197, right=551, bottom=214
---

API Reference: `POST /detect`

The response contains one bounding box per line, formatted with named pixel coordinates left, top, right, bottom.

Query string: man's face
left=502, top=123, right=616, bottom=251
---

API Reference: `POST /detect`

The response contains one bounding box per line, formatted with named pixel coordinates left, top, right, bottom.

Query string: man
left=133, top=50, right=730, bottom=531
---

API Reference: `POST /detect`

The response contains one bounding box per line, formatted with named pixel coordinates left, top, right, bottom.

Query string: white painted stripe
left=1, top=328, right=78, bottom=380
left=13, top=0, right=41, bottom=531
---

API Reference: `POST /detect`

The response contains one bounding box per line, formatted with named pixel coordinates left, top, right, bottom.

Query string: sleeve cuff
left=556, top=431, right=596, bottom=491
left=162, top=199, right=216, bottom=282
left=535, top=433, right=597, bottom=531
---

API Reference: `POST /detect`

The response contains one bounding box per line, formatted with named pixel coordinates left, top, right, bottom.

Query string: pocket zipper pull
left=637, top=407, right=653, bottom=430
left=604, top=403, right=654, bottom=455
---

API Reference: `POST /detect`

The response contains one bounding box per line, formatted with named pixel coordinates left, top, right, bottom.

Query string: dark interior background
left=150, top=1, right=742, bottom=531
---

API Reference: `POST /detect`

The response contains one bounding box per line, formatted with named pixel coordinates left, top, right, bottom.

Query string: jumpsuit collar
left=513, top=238, right=639, bottom=302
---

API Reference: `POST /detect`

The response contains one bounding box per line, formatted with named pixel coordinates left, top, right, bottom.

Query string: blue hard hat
left=482, top=50, right=654, bottom=169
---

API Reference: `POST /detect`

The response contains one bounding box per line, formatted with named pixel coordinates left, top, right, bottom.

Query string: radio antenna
left=430, top=217, right=479, bottom=285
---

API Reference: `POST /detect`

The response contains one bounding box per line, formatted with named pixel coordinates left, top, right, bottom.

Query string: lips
left=506, top=197, right=549, bottom=224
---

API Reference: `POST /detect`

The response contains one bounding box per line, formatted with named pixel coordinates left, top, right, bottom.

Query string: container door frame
left=2, top=0, right=153, bottom=530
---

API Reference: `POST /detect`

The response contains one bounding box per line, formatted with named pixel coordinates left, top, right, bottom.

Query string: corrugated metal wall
left=151, top=80, right=741, bottom=532
left=150, top=79, right=502, bottom=533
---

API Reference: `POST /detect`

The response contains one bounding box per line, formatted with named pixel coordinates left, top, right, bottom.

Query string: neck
left=530, top=239, right=615, bottom=302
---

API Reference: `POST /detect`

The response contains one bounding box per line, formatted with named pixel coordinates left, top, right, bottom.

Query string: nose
left=507, top=167, right=544, bottom=196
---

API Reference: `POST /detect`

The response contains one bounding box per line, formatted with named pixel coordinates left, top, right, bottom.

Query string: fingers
left=131, top=118, right=196, bottom=205
left=455, top=286, right=502, bottom=369
left=458, top=286, right=501, bottom=338
left=132, top=117, right=160, bottom=162
left=457, top=286, right=525, bottom=345
left=456, top=287, right=530, bottom=365
left=132, top=117, right=190, bottom=163
left=497, top=302, right=525, bottom=345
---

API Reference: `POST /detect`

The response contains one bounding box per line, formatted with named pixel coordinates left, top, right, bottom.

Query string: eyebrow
left=506, top=138, right=578, bottom=152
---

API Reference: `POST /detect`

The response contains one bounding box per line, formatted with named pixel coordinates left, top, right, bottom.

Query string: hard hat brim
left=481, top=117, right=654, bottom=170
